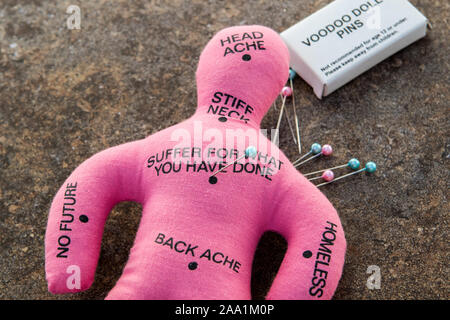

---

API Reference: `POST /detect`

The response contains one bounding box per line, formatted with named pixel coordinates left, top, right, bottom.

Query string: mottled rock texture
left=0, top=0, right=448, bottom=300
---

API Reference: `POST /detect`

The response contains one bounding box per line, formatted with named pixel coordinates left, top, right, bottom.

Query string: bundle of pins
left=208, top=69, right=376, bottom=186
left=272, top=69, right=377, bottom=187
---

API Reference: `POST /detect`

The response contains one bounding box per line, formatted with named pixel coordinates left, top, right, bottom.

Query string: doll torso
left=106, top=115, right=289, bottom=299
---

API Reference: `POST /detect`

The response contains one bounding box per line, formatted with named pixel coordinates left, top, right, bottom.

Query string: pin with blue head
left=311, top=143, right=323, bottom=155
left=316, top=161, right=377, bottom=187
left=292, top=143, right=321, bottom=165
left=209, top=146, right=257, bottom=184
left=348, top=158, right=361, bottom=170
left=365, top=161, right=377, bottom=173
left=304, top=158, right=360, bottom=177
left=294, top=144, right=333, bottom=168
left=287, top=68, right=301, bottom=154
left=289, top=69, right=297, bottom=81
left=245, top=146, right=257, bottom=158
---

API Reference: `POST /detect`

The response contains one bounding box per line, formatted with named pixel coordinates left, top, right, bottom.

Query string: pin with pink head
left=281, top=86, right=293, bottom=97
left=273, top=85, right=294, bottom=144
left=308, top=169, right=335, bottom=182
left=321, top=170, right=335, bottom=182
left=321, top=144, right=333, bottom=156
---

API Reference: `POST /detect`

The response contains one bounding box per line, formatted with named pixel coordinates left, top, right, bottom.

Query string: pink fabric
left=45, top=25, right=346, bottom=300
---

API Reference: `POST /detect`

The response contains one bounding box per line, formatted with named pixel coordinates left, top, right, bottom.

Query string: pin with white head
left=294, top=144, right=333, bottom=168
left=316, top=161, right=377, bottom=187
left=209, top=146, right=257, bottom=184
left=292, top=143, right=322, bottom=166
left=304, top=158, right=361, bottom=177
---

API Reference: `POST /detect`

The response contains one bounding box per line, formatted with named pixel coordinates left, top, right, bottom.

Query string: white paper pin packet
left=281, top=0, right=429, bottom=99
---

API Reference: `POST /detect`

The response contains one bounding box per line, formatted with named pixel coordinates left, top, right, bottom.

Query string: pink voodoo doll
left=45, top=25, right=346, bottom=299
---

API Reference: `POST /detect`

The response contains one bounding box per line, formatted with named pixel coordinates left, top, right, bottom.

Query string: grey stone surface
left=0, top=0, right=448, bottom=299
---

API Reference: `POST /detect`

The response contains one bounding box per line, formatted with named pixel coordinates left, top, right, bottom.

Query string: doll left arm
left=265, top=174, right=346, bottom=300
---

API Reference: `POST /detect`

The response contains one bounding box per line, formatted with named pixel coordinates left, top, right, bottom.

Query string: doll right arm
left=265, top=172, right=346, bottom=300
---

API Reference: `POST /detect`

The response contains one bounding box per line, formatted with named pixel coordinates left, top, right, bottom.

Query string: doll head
left=196, top=25, right=290, bottom=125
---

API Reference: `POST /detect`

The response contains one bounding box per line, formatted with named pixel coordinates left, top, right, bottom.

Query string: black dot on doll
left=303, top=250, right=312, bottom=258
left=242, top=54, right=251, bottom=61
left=79, top=215, right=89, bottom=223
left=209, top=176, right=218, bottom=184
left=218, top=117, right=228, bottom=122
left=188, top=262, right=198, bottom=270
